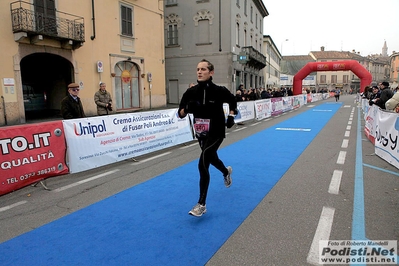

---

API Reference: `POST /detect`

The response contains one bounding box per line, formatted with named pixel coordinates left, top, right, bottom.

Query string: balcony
left=241, top=46, right=266, bottom=70
left=10, top=1, right=85, bottom=49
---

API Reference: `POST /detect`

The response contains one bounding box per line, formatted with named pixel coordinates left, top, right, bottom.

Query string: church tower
left=382, top=40, right=388, bottom=56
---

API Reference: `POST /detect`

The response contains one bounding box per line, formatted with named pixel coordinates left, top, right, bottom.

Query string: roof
left=280, top=55, right=314, bottom=75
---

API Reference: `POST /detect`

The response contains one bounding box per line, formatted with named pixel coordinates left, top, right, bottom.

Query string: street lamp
left=280, top=39, right=289, bottom=55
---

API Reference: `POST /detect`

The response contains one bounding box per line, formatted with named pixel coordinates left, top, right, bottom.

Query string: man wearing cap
left=61, top=83, right=86, bottom=119
left=375, top=81, right=393, bottom=110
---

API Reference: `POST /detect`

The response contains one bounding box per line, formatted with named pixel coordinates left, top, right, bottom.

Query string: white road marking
left=328, top=170, right=343, bottom=195
left=233, top=127, right=247, bottom=132
left=341, top=139, right=349, bottom=148
left=275, top=128, right=311, bottom=132
left=179, top=143, right=197, bottom=149
left=337, top=151, right=347, bottom=164
left=52, top=170, right=120, bottom=192
left=251, top=122, right=261, bottom=126
left=344, top=131, right=350, bottom=137
left=0, top=201, right=27, bottom=212
left=307, top=206, right=335, bottom=265
left=348, top=121, right=352, bottom=125
left=346, top=126, right=351, bottom=130
left=133, top=152, right=172, bottom=164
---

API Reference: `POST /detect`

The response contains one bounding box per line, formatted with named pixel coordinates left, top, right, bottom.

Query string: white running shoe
left=188, top=203, right=207, bottom=217
left=224, top=166, right=232, bottom=188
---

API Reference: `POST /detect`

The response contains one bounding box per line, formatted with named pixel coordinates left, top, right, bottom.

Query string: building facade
left=0, top=0, right=166, bottom=126
left=164, top=0, right=268, bottom=104
left=309, top=48, right=370, bottom=93
left=262, top=35, right=281, bottom=88
left=390, top=52, right=399, bottom=89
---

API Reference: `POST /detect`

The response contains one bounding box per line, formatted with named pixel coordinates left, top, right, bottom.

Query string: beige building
left=309, top=47, right=369, bottom=93
left=390, top=51, right=399, bottom=89
left=0, top=0, right=166, bottom=126
left=262, top=35, right=281, bottom=88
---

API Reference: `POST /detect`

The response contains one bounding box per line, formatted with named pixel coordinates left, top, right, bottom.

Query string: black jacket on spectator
left=61, top=94, right=86, bottom=119
left=376, top=89, right=393, bottom=109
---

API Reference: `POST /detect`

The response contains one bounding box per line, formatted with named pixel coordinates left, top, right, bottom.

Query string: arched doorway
left=293, top=60, right=372, bottom=95
left=114, top=61, right=140, bottom=109
left=20, top=53, right=73, bottom=120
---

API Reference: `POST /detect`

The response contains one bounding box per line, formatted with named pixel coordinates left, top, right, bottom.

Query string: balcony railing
left=10, top=1, right=84, bottom=45
left=241, top=46, right=266, bottom=69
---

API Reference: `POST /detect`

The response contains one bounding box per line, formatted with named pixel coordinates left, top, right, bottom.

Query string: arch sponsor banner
left=0, top=121, right=69, bottom=195
left=62, top=109, right=194, bottom=173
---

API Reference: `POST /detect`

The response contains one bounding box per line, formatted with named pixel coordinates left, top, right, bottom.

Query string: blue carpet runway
left=0, top=103, right=342, bottom=266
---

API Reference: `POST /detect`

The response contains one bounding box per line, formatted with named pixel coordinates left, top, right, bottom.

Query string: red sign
left=0, top=121, right=69, bottom=195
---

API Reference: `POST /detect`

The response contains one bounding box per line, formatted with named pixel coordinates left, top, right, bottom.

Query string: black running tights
left=197, top=137, right=228, bottom=205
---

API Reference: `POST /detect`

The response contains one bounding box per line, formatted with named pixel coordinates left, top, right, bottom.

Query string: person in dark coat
left=375, top=81, right=393, bottom=110
left=178, top=59, right=237, bottom=217
left=61, top=83, right=86, bottom=119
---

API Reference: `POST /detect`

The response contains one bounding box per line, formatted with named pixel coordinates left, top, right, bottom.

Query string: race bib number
left=194, top=118, right=210, bottom=134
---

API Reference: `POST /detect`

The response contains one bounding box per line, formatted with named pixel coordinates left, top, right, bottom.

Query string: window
left=235, top=23, right=240, bottom=46
left=343, top=75, right=349, bottom=83
left=167, top=24, right=178, bottom=45
left=166, top=0, right=177, bottom=5
left=121, top=5, right=133, bottom=36
left=255, top=14, right=258, bottom=28
left=236, top=0, right=240, bottom=7
left=243, top=29, right=247, bottom=46
left=114, top=61, right=140, bottom=109
left=320, top=75, right=326, bottom=84
left=197, top=19, right=210, bottom=44
left=244, top=0, right=247, bottom=15
left=250, top=6, right=253, bottom=22
left=331, top=75, right=337, bottom=83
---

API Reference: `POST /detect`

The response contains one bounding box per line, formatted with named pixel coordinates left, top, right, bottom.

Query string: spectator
left=375, top=81, right=393, bottom=109
left=368, top=86, right=381, bottom=106
left=235, top=90, right=245, bottom=102
left=94, top=82, right=113, bottom=116
left=261, top=88, right=272, bottom=99
left=61, top=83, right=85, bottom=119
left=385, top=91, right=399, bottom=112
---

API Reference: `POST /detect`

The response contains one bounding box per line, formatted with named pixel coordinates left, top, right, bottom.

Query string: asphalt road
left=1, top=94, right=398, bottom=265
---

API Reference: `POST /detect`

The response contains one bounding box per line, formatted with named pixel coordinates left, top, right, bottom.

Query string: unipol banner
left=63, top=109, right=194, bottom=173
left=374, top=110, right=399, bottom=169
left=0, top=121, right=69, bottom=195
left=254, top=99, right=271, bottom=120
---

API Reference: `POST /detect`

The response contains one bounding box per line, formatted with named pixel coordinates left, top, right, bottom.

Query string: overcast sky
left=262, top=0, right=399, bottom=56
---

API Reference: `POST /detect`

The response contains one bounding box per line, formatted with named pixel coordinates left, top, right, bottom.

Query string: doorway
left=20, top=53, right=73, bottom=121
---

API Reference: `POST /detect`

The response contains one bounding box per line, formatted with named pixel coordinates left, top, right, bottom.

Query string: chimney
left=321, top=46, right=325, bottom=51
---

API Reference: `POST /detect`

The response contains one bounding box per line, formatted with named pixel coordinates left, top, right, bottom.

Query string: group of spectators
left=235, top=85, right=293, bottom=102
left=61, top=82, right=114, bottom=119
left=362, top=81, right=399, bottom=112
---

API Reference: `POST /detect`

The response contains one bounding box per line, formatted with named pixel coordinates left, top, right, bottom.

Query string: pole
left=1, top=96, right=7, bottom=125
